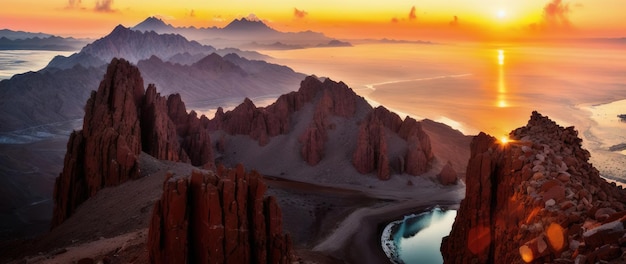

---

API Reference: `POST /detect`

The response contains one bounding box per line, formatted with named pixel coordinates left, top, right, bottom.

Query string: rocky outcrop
left=52, top=58, right=214, bottom=228
left=437, top=161, right=458, bottom=185
left=52, top=58, right=144, bottom=227
left=147, top=165, right=293, bottom=264
left=441, top=111, right=626, bottom=263
left=352, top=107, right=433, bottom=180
left=209, top=76, right=433, bottom=180
left=298, top=84, right=355, bottom=165
left=141, top=84, right=188, bottom=162
left=208, top=76, right=356, bottom=149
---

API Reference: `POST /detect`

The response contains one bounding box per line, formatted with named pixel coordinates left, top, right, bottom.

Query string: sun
left=496, top=9, right=507, bottom=19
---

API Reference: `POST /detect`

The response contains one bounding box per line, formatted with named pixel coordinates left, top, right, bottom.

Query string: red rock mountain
left=52, top=58, right=293, bottom=262
left=208, top=76, right=434, bottom=181
left=441, top=112, right=626, bottom=263
left=148, top=165, right=292, bottom=263
left=52, top=58, right=438, bottom=229
left=52, top=58, right=214, bottom=227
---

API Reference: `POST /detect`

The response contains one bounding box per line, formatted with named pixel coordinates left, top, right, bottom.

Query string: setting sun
left=497, top=9, right=507, bottom=19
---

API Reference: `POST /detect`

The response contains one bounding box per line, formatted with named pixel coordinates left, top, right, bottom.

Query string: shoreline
left=577, top=99, right=626, bottom=182
left=313, top=186, right=463, bottom=264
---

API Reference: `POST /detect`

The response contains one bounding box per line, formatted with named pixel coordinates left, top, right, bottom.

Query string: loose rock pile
left=442, top=111, right=626, bottom=263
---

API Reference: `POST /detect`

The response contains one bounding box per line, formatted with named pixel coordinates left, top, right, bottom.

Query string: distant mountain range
left=0, top=29, right=89, bottom=51
left=0, top=23, right=306, bottom=239
left=0, top=29, right=53, bottom=40
left=131, top=16, right=352, bottom=49
left=47, top=25, right=269, bottom=69
left=0, top=25, right=304, bottom=133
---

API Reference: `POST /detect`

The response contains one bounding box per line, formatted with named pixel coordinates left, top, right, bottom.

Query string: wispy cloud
left=543, top=0, right=571, bottom=27
left=245, top=13, right=261, bottom=22
left=95, top=0, right=117, bottom=13
left=529, top=0, right=578, bottom=32
left=409, top=6, right=417, bottom=21
left=392, top=6, right=418, bottom=23
left=67, top=0, right=81, bottom=8
left=213, top=15, right=225, bottom=22
left=294, top=8, right=308, bottom=19
left=449, top=16, right=459, bottom=27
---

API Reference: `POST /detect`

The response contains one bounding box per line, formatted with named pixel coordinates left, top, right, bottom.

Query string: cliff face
left=442, top=112, right=626, bottom=263
left=52, top=59, right=144, bottom=227
left=352, top=107, right=433, bottom=179
left=52, top=58, right=214, bottom=228
left=147, top=165, right=293, bottom=264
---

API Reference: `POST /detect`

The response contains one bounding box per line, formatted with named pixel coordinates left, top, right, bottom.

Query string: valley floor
left=1, top=152, right=464, bottom=264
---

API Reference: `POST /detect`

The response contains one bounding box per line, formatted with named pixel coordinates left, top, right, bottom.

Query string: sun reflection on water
left=497, top=49, right=508, bottom=108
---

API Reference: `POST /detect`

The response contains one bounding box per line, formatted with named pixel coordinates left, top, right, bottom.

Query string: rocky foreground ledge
left=442, top=111, right=626, bottom=263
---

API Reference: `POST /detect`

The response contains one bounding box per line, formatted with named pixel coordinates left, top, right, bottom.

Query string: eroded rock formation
left=441, top=111, right=626, bottom=263
left=52, top=58, right=214, bottom=228
left=437, top=161, right=458, bottom=185
left=147, top=165, right=293, bottom=264
left=210, top=77, right=433, bottom=180
left=352, top=107, right=433, bottom=180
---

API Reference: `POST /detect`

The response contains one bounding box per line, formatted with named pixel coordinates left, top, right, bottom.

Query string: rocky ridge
left=207, top=76, right=434, bottom=181
left=442, top=111, right=626, bottom=263
left=131, top=16, right=346, bottom=49
left=147, top=165, right=293, bottom=263
left=352, top=106, right=433, bottom=180
left=52, top=58, right=214, bottom=227
left=1, top=25, right=302, bottom=133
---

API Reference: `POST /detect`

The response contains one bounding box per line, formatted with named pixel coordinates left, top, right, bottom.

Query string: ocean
left=0, top=45, right=623, bottom=180
left=262, top=42, right=626, bottom=181
left=0, top=50, right=75, bottom=80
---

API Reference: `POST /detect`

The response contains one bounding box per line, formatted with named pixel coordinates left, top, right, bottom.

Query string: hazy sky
left=2, top=0, right=624, bottom=40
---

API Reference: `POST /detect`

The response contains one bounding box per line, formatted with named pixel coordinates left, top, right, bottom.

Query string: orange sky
left=2, top=0, right=625, bottom=41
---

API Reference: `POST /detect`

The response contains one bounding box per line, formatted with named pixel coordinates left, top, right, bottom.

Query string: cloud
left=409, top=6, right=417, bottom=21
left=95, top=0, right=116, bottom=13
left=542, top=0, right=571, bottom=28
left=245, top=13, right=261, bottom=22
left=391, top=6, right=418, bottom=23
left=66, top=0, right=82, bottom=9
left=449, top=16, right=459, bottom=26
left=294, top=8, right=308, bottom=19
left=213, top=15, right=225, bottom=22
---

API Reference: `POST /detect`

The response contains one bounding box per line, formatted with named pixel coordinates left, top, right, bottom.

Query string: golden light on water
left=496, top=49, right=508, bottom=108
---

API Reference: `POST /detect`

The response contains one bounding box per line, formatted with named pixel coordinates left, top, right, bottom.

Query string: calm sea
left=0, top=50, right=75, bottom=80
left=263, top=42, right=626, bottom=181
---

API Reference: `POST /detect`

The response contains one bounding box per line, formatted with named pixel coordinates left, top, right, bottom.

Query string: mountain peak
left=132, top=16, right=173, bottom=32
left=224, top=17, right=275, bottom=33
left=111, top=24, right=130, bottom=34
